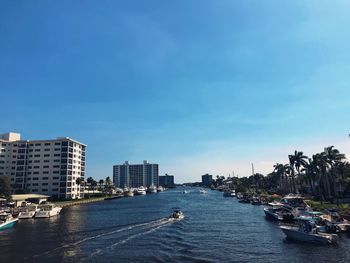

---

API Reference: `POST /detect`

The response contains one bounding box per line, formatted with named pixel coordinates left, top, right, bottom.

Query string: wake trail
left=27, top=218, right=168, bottom=259
left=89, top=219, right=173, bottom=257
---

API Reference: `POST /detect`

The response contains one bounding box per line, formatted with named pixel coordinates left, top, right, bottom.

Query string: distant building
left=0, top=132, right=86, bottom=199
left=159, top=174, right=175, bottom=188
left=113, top=160, right=158, bottom=188
left=201, top=173, right=213, bottom=187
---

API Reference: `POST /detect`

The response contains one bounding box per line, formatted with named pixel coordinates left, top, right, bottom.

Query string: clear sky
left=1, top=1, right=350, bottom=183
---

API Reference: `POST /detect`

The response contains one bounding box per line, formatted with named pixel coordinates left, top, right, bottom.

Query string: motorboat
left=251, top=197, right=262, bottom=205
left=0, top=213, right=18, bottom=231
left=35, top=203, right=62, bottom=218
left=18, top=205, right=40, bottom=219
left=223, top=189, right=236, bottom=197
left=280, top=218, right=338, bottom=244
left=135, top=186, right=146, bottom=195
left=281, top=194, right=312, bottom=217
left=157, top=186, right=164, bottom=192
left=183, top=190, right=188, bottom=194
left=320, top=209, right=350, bottom=233
left=123, top=187, right=134, bottom=197
left=236, top=193, right=243, bottom=199
left=264, top=202, right=294, bottom=221
left=238, top=196, right=250, bottom=203
left=147, top=184, right=158, bottom=194
left=199, top=189, right=207, bottom=194
left=169, top=207, right=184, bottom=220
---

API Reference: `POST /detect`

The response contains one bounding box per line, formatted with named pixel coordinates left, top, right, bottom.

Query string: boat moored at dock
left=280, top=218, right=338, bottom=244
left=147, top=184, right=158, bottom=194
left=35, top=203, right=62, bottom=218
left=18, top=205, right=40, bottom=219
left=135, top=186, right=147, bottom=195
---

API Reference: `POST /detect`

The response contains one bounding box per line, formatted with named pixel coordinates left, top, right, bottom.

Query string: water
left=1, top=188, right=350, bottom=263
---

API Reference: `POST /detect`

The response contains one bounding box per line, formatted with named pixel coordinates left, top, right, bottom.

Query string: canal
left=1, top=188, right=350, bottom=262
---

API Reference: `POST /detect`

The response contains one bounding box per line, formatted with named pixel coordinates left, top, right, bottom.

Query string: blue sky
left=1, top=1, right=350, bottom=182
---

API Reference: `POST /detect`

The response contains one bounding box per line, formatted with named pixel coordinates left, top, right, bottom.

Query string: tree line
left=212, top=146, right=350, bottom=202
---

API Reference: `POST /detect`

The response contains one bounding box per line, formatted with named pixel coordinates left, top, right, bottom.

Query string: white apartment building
left=113, top=160, right=159, bottom=188
left=0, top=132, right=86, bottom=200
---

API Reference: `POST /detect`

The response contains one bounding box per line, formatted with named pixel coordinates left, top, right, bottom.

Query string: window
left=35, top=143, right=41, bottom=146
left=54, top=159, right=60, bottom=163
left=44, top=143, right=50, bottom=146
left=53, top=171, right=59, bottom=174
left=44, top=154, right=50, bottom=157
left=54, top=142, right=61, bottom=146
left=43, top=165, right=49, bottom=168
left=54, top=154, right=60, bottom=157
left=32, top=189, right=38, bottom=192
left=44, top=160, right=50, bottom=163
left=34, top=160, right=40, bottom=163
left=33, top=183, right=38, bottom=186
left=43, top=171, right=49, bottom=174
left=52, top=188, right=59, bottom=191
left=42, top=183, right=48, bottom=186
left=35, top=149, right=40, bottom=152
left=34, top=154, right=40, bottom=157
left=53, top=177, right=59, bottom=180
left=34, top=166, right=39, bottom=169
left=44, top=149, right=50, bottom=152
left=54, top=148, right=60, bottom=151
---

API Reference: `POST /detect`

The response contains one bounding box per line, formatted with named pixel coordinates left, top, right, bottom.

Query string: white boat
left=199, top=189, right=207, bottom=194
left=147, top=184, right=158, bottom=194
left=157, top=186, right=164, bottom=192
left=183, top=190, right=188, bottom=194
left=0, top=213, right=18, bottom=231
left=280, top=218, right=338, bottom=244
left=320, top=209, right=350, bottom=232
left=169, top=207, right=184, bottom=220
left=223, top=189, right=236, bottom=197
left=35, top=203, right=62, bottom=218
left=263, top=202, right=294, bottom=221
left=18, top=205, right=40, bottom=219
left=135, top=186, right=146, bottom=195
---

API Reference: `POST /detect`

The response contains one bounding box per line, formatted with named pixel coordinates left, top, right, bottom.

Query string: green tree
left=0, top=176, right=12, bottom=200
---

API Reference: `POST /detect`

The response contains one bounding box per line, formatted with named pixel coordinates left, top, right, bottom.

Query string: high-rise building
left=113, top=160, right=158, bottom=188
left=201, top=173, right=213, bottom=187
left=159, top=174, right=175, bottom=188
left=0, top=132, right=86, bottom=199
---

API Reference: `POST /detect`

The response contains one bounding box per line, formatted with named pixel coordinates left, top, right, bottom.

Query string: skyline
left=1, top=1, right=350, bottom=183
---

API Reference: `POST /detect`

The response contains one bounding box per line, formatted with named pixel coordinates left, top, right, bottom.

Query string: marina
left=1, top=188, right=350, bottom=262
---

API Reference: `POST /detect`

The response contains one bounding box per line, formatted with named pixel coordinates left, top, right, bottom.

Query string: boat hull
left=35, top=207, right=62, bottom=218
left=280, top=226, right=338, bottom=244
left=0, top=218, right=18, bottom=231
left=18, top=211, right=36, bottom=219
left=264, top=209, right=282, bottom=221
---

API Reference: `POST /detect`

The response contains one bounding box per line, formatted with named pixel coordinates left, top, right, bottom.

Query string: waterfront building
left=201, top=173, right=213, bottom=187
left=113, top=160, right=158, bottom=188
left=159, top=174, right=175, bottom=188
left=0, top=132, right=86, bottom=199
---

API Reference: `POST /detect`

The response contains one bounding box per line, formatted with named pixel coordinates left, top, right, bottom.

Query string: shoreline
left=53, top=196, right=108, bottom=208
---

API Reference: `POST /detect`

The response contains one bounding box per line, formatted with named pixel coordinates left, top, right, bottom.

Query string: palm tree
left=99, top=179, right=104, bottom=191
left=76, top=177, right=84, bottom=198
left=313, top=153, right=331, bottom=201
left=273, top=163, right=287, bottom=193
left=324, top=146, right=346, bottom=199
left=288, top=151, right=308, bottom=193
